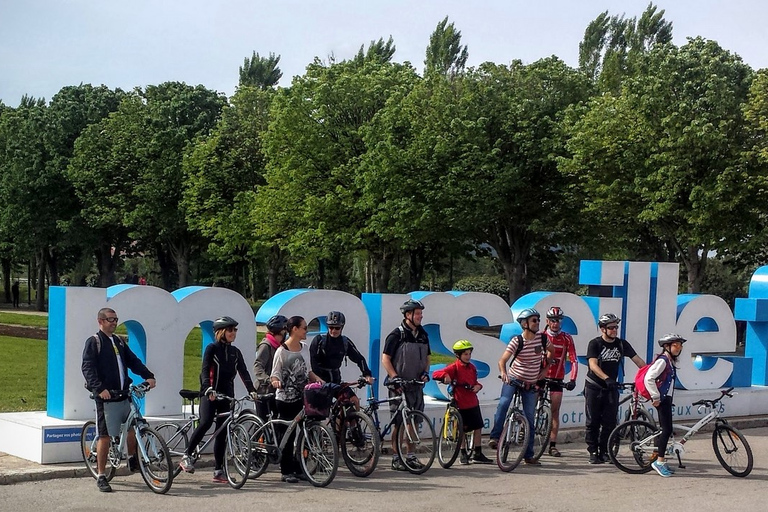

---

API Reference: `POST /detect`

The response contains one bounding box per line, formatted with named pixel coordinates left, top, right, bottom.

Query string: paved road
left=3, top=427, right=766, bottom=512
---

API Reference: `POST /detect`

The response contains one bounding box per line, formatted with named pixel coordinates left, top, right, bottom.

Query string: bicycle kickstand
left=674, top=448, right=686, bottom=469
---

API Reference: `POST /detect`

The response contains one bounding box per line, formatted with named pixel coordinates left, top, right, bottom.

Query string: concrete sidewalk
left=3, top=416, right=767, bottom=485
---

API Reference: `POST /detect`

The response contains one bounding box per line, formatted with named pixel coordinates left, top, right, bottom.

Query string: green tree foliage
left=563, top=38, right=753, bottom=292
left=239, top=52, right=283, bottom=89
left=424, top=16, right=469, bottom=77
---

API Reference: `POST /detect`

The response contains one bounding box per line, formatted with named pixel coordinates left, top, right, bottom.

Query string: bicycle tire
left=437, top=408, right=463, bottom=468
left=624, top=406, right=657, bottom=428
left=532, top=403, right=552, bottom=461
left=236, top=413, right=270, bottom=479
left=607, top=420, right=657, bottom=474
left=136, top=426, right=174, bottom=494
left=712, top=424, right=753, bottom=477
left=340, top=410, right=380, bottom=477
left=299, top=421, right=339, bottom=487
left=80, top=420, right=116, bottom=482
left=155, top=422, right=188, bottom=478
left=224, top=422, right=251, bottom=489
left=395, top=410, right=436, bottom=474
left=496, top=411, right=528, bottom=472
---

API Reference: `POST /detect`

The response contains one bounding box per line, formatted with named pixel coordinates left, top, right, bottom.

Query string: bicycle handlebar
left=691, top=387, right=735, bottom=408
left=90, top=382, right=151, bottom=401
left=385, top=378, right=426, bottom=389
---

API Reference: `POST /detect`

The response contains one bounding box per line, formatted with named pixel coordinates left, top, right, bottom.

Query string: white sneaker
left=179, top=455, right=195, bottom=474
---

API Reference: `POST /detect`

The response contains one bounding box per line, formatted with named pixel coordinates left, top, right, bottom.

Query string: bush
left=453, top=275, right=509, bottom=301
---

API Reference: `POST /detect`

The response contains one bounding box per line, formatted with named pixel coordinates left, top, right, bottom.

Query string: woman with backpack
left=644, top=333, right=686, bottom=478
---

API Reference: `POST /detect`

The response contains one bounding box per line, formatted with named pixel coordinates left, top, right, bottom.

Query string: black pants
left=186, top=397, right=229, bottom=470
left=276, top=399, right=303, bottom=476
left=584, top=383, right=618, bottom=455
left=656, top=396, right=673, bottom=456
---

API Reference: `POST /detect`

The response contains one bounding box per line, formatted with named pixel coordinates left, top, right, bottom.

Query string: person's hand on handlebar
left=146, top=378, right=156, bottom=389
left=364, top=376, right=375, bottom=385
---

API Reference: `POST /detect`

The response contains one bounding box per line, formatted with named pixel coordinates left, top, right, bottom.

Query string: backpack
left=509, top=334, right=548, bottom=365
left=634, top=354, right=670, bottom=400
left=318, top=334, right=350, bottom=359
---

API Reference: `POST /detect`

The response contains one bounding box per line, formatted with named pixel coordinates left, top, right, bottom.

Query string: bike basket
left=303, top=382, right=339, bottom=419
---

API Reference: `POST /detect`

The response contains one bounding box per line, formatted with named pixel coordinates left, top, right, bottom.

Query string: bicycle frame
left=249, top=406, right=307, bottom=464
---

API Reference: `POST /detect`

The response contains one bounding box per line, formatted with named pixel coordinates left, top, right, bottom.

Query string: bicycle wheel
left=136, top=426, right=174, bottom=494
left=395, top=410, right=436, bottom=474
left=80, top=420, right=116, bottom=481
left=607, top=420, right=657, bottom=474
left=437, top=408, right=463, bottom=468
left=299, top=421, right=339, bottom=487
left=340, top=410, right=380, bottom=477
left=532, top=403, right=552, bottom=460
left=224, top=423, right=251, bottom=489
left=496, top=411, right=528, bottom=472
left=712, top=424, right=753, bottom=477
left=155, top=422, right=188, bottom=478
left=625, top=406, right=657, bottom=428
left=236, top=413, right=270, bottom=479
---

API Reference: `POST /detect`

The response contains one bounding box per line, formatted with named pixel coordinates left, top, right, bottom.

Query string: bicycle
left=495, top=381, right=530, bottom=472
left=327, top=377, right=381, bottom=477
left=436, top=381, right=474, bottom=468
left=608, top=387, right=754, bottom=477
left=154, top=391, right=253, bottom=489
left=237, top=392, right=340, bottom=487
left=362, top=378, right=436, bottom=474
left=80, top=382, right=174, bottom=494
left=617, top=382, right=656, bottom=426
left=531, top=378, right=559, bottom=460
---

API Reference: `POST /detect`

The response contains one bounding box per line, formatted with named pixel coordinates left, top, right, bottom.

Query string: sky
left=1, top=0, right=767, bottom=106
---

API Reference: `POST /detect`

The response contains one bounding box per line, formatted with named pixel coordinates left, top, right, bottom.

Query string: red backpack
left=634, top=354, right=671, bottom=400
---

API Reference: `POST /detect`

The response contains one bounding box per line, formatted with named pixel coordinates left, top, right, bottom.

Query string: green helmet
left=452, top=339, right=473, bottom=356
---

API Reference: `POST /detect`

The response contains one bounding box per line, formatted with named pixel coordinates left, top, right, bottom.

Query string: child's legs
left=655, top=396, right=674, bottom=461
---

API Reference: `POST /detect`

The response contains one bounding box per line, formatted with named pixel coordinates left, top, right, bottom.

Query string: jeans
left=489, top=379, right=538, bottom=460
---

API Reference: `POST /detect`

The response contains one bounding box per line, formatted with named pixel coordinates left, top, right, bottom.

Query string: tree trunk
left=267, top=245, right=282, bottom=297
left=684, top=245, right=707, bottom=293
left=317, top=259, right=325, bottom=290
left=408, top=248, right=425, bottom=292
left=96, top=243, right=119, bottom=287
left=46, top=247, right=60, bottom=286
left=2, top=257, right=10, bottom=303
left=487, top=223, right=531, bottom=304
left=155, top=243, right=175, bottom=290
left=375, top=250, right=394, bottom=293
left=35, top=248, right=46, bottom=311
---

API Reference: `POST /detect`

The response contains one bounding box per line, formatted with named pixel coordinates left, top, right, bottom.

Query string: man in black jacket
left=82, top=307, right=156, bottom=492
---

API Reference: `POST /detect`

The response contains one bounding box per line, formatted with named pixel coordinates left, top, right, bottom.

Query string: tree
left=239, top=52, right=282, bottom=89
left=563, top=38, right=754, bottom=292
left=424, top=16, right=469, bottom=77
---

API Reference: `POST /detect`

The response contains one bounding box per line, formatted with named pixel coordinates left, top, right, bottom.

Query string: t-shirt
left=585, top=336, right=638, bottom=387
left=505, top=332, right=550, bottom=383
left=271, top=342, right=311, bottom=403
left=382, top=322, right=431, bottom=379
left=543, top=329, right=577, bottom=381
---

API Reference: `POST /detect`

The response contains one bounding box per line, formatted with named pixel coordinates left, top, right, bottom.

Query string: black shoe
left=281, top=473, right=299, bottom=483
left=471, top=451, right=493, bottom=464
left=128, top=455, right=139, bottom=473
left=293, top=472, right=308, bottom=481
left=599, top=453, right=611, bottom=464
left=97, top=476, right=112, bottom=492
left=460, top=451, right=471, bottom=465
left=589, top=452, right=602, bottom=464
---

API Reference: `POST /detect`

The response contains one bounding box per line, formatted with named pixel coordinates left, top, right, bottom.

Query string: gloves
left=565, top=380, right=576, bottom=391
left=249, top=391, right=259, bottom=402
left=604, top=377, right=617, bottom=390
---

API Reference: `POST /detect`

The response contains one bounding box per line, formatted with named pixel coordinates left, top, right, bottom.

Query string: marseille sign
left=47, top=260, right=766, bottom=420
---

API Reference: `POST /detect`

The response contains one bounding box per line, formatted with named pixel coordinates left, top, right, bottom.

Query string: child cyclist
left=645, top=333, right=686, bottom=478
left=432, top=340, right=493, bottom=464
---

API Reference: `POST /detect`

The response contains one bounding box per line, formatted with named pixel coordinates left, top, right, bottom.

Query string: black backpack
left=508, top=334, right=547, bottom=365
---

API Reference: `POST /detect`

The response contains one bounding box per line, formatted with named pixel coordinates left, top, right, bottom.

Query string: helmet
left=326, top=311, right=346, bottom=327
left=213, top=316, right=238, bottom=330
left=546, top=306, right=564, bottom=320
left=266, top=314, right=288, bottom=334
left=452, top=339, right=473, bottom=356
left=400, top=299, right=425, bottom=314
left=516, top=308, right=540, bottom=325
left=658, top=333, right=686, bottom=347
left=598, top=313, right=621, bottom=328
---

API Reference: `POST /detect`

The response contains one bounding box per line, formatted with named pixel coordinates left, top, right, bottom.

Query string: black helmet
left=598, top=313, right=621, bottom=328
left=266, top=314, right=288, bottom=334
left=213, top=316, right=238, bottom=330
left=516, top=308, right=540, bottom=325
left=546, top=306, right=564, bottom=320
left=658, top=333, right=686, bottom=347
left=326, top=311, right=345, bottom=327
left=400, top=299, right=425, bottom=314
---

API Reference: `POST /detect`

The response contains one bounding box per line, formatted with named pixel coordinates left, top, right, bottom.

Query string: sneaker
left=128, top=455, right=139, bottom=473
left=471, top=450, right=493, bottom=464
left=212, top=470, right=227, bottom=483
left=524, top=458, right=541, bottom=465
left=488, top=439, right=498, bottom=450
left=294, top=472, right=308, bottom=481
left=589, top=452, right=601, bottom=465
left=281, top=473, right=299, bottom=483
left=96, top=475, right=112, bottom=493
left=391, top=456, right=407, bottom=471
left=548, top=446, right=561, bottom=457
left=179, top=455, right=195, bottom=474
left=599, top=452, right=611, bottom=464
left=459, top=451, right=471, bottom=465
left=652, top=460, right=673, bottom=478
left=406, top=455, right=425, bottom=470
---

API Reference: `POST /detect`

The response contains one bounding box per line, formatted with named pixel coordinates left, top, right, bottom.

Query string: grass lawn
left=0, top=335, right=48, bottom=412
left=0, top=312, right=48, bottom=328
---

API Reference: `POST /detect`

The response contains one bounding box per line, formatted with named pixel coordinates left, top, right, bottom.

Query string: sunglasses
left=605, top=325, right=619, bottom=331
left=529, top=318, right=540, bottom=323
left=102, top=317, right=119, bottom=323
left=226, top=326, right=238, bottom=332
left=549, top=318, right=562, bottom=322
left=328, top=326, right=342, bottom=331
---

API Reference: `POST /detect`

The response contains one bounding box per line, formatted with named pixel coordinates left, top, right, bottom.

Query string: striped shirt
left=505, top=332, right=549, bottom=383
